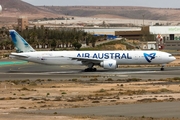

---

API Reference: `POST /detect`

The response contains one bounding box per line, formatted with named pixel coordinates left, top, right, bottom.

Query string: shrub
left=106, top=78, right=113, bottom=81
left=160, top=88, right=170, bottom=93
left=47, top=79, right=52, bottom=81
left=29, top=81, right=37, bottom=86
left=99, top=88, right=106, bottom=92
left=61, top=92, right=67, bottom=94
left=46, top=93, right=50, bottom=96
left=173, top=77, right=180, bottom=80
left=72, top=78, right=78, bottom=82
left=90, top=78, right=98, bottom=81
left=21, top=87, right=29, bottom=91
left=110, top=88, right=115, bottom=91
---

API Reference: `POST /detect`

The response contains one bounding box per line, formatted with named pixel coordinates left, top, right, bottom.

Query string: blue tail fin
left=9, top=30, right=35, bottom=53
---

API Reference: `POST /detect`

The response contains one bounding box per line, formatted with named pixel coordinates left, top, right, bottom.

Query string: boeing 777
left=9, top=30, right=176, bottom=72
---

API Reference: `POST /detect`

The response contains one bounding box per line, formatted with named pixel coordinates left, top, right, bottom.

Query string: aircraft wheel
left=160, top=68, right=164, bottom=71
left=93, top=68, right=97, bottom=72
left=84, top=68, right=89, bottom=72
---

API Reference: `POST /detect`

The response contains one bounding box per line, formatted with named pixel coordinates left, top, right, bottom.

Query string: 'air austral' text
left=77, top=53, right=132, bottom=59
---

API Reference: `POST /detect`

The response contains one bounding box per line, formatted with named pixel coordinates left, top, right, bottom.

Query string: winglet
left=9, top=30, right=36, bottom=53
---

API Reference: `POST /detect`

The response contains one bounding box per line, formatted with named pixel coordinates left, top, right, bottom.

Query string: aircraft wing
left=70, top=57, right=103, bottom=63
left=41, top=55, right=102, bottom=63
left=59, top=56, right=103, bottom=63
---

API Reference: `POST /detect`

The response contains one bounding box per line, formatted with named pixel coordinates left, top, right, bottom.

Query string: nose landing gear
left=160, top=67, right=164, bottom=71
left=160, top=64, right=165, bottom=71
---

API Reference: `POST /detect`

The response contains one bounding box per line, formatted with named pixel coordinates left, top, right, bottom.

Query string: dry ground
left=0, top=53, right=180, bottom=120
left=0, top=77, right=180, bottom=120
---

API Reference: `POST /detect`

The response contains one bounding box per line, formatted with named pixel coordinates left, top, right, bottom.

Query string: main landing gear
left=160, top=64, right=165, bottom=71
left=84, top=63, right=97, bottom=72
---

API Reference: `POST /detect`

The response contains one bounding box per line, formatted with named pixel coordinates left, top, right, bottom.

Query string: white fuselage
left=10, top=50, right=176, bottom=66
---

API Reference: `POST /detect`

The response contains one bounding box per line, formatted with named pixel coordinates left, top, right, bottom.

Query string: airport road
left=0, top=62, right=179, bottom=80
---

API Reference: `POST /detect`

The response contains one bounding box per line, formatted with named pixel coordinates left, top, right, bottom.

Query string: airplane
left=9, top=30, right=176, bottom=72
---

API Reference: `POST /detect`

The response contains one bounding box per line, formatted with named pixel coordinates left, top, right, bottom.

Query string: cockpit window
left=169, top=55, right=173, bottom=57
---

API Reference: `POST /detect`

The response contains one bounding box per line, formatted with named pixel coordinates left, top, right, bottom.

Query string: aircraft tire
left=93, top=68, right=97, bottom=71
left=160, top=68, right=164, bottom=71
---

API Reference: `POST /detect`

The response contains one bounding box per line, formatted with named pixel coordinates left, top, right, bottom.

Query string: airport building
left=18, top=16, right=29, bottom=31
left=149, top=26, right=180, bottom=50
left=116, top=26, right=180, bottom=50
left=84, top=26, right=180, bottom=50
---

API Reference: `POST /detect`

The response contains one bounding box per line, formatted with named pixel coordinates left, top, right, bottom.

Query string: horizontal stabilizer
left=10, top=53, right=29, bottom=58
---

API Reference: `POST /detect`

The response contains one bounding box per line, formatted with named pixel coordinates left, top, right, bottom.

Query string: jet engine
left=100, top=60, right=117, bottom=69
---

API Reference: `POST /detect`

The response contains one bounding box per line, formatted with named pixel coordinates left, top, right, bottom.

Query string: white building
left=149, top=26, right=180, bottom=50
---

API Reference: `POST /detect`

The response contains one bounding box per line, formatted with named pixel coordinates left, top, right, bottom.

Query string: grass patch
left=120, top=90, right=147, bottom=95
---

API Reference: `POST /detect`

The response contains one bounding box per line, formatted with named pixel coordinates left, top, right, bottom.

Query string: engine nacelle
left=100, top=60, right=117, bottom=69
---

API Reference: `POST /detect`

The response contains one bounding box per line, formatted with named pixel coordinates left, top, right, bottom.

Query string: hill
left=0, top=0, right=59, bottom=19
left=1, top=0, right=40, bottom=13
left=1, top=0, right=180, bottom=23
left=41, top=6, right=180, bottom=21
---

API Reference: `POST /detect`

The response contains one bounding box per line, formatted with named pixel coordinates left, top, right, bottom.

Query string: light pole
left=142, top=14, right=145, bottom=41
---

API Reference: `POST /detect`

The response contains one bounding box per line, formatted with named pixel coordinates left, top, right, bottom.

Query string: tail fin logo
left=9, top=30, right=35, bottom=52
left=143, top=53, right=156, bottom=63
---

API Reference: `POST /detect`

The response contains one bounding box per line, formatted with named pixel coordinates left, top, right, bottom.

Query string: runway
left=0, top=61, right=180, bottom=80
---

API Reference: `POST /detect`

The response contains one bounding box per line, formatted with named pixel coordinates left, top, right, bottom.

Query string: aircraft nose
left=172, top=56, right=176, bottom=61
left=173, top=56, right=176, bottom=60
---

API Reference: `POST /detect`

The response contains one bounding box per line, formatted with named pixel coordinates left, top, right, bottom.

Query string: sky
left=22, top=0, right=180, bottom=8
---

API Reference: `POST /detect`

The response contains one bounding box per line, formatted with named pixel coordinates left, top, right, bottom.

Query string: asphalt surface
left=31, top=101, right=180, bottom=118
left=1, top=60, right=180, bottom=118
left=0, top=61, right=180, bottom=80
